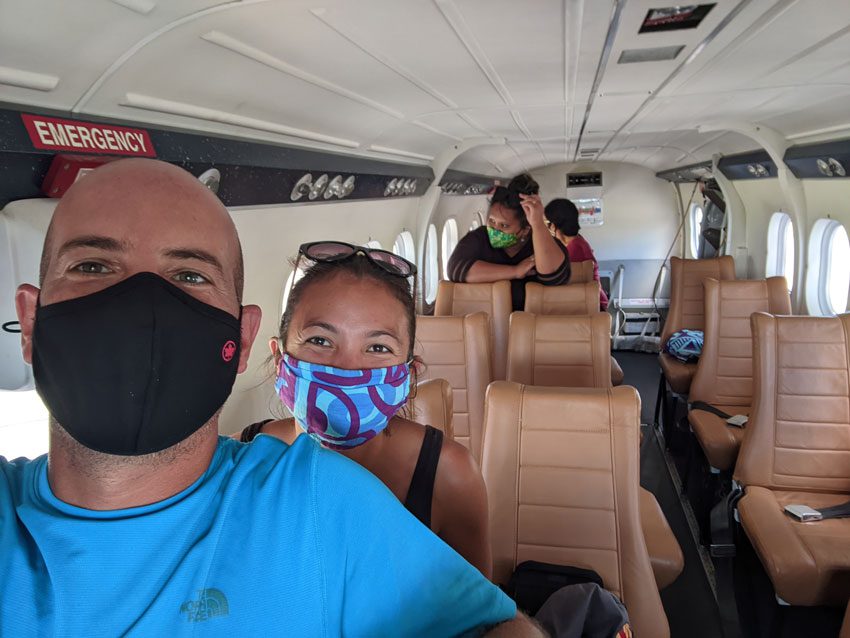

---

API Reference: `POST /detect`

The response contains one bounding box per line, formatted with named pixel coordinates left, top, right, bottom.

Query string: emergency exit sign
left=21, top=113, right=156, bottom=157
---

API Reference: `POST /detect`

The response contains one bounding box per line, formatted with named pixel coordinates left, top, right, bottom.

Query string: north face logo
left=180, top=588, right=230, bottom=622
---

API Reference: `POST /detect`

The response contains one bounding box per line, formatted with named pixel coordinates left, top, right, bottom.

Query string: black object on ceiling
left=655, top=161, right=713, bottom=183
left=717, top=150, right=777, bottom=180
left=439, top=169, right=501, bottom=196
left=639, top=4, right=716, bottom=33
left=784, top=139, right=850, bottom=179
left=567, top=172, right=602, bottom=187
left=0, top=105, right=434, bottom=208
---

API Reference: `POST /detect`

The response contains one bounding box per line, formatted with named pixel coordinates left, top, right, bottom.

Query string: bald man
left=2, top=160, right=539, bottom=637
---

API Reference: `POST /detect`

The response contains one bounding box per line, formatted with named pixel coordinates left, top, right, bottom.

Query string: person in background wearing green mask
left=446, top=173, right=570, bottom=310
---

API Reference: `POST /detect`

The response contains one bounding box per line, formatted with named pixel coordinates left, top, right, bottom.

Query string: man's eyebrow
left=57, top=235, right=128, bottom=257
left=163, top=248, right=225, bottom=275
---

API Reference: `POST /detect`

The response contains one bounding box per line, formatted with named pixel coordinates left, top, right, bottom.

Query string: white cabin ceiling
left=1, top=0, right=849, bottom=176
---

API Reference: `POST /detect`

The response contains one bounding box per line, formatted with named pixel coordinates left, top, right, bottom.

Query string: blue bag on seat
left=664, top=329, right=704, bottom=363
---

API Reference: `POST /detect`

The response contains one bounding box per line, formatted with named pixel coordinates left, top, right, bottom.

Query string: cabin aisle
left=614, top=352, right=724, bottom=638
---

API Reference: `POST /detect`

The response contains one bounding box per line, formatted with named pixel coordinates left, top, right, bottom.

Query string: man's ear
left=15, top=284, right=39, bottom=365
left=236, top=304, right=262, bottom=374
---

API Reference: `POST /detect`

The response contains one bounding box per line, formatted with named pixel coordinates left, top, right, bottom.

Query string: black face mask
left=32, top=272, right=242, bottom=456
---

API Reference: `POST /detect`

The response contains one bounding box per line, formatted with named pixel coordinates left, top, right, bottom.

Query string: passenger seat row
left=435, top=278, right=623, bottom=384
left=411, top=306, right=682, bottom=636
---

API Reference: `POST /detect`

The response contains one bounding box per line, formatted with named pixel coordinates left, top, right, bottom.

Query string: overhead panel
left=0, top=0, right=228, bottom=110
left=324, top=0, right=507, bottom=109
left=85, top=15, right=399, bottom=150
left=583, top=93, right=648, bottom=134
left=456, top=0, right=565, bottom=105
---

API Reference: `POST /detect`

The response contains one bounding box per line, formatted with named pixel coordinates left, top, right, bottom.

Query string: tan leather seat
left=735, top=313, right=850, bottom=607
left=639, top=487, right=685, bottom=590
left=506, top=312, right=612, bottom=387
left=660, top=256, right=736, bottom=395
left=524, top=281, right=599, bottom=316
left=409, top=378, right=454, bottom=440
left=482, top=382, right=669, bottom=637
left=688, top=277, right=791, bottom=471
left=506, top=311, right=683, bottom=589
left=435, top=280, right=511, bottom=381
left=522, top=283, right=621, bottom=384
left=415, top=313, right=492, bottom=461
left=568, top=259, right=595, bottom=284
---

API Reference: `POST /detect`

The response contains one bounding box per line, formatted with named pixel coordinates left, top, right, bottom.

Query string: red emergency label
left=21, top=114, right=156, bottom=157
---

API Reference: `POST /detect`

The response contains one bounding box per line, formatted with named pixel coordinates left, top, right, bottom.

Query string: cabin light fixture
left=829, top=158, right=846, bottom=177
left=746, top=163, right=769, bottom=178
left=340, top=175, right=356, bottom=197
left=324, top=175, right=343, bottom=199
left=617, top=45, right=685, bottom=64
left=384, top=178, right=398, bottom=197
left=308, top=173, right=329, bottom=200
left=197, top=168, right=221, bottom=194
left=291, top=173, right=313, bottom=201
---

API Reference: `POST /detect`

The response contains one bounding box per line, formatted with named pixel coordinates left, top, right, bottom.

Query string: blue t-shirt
left=0, top=434, right=515, bottom=637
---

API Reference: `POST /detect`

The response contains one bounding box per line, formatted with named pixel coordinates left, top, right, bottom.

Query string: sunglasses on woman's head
left=298, top=241, right=417, bottom=277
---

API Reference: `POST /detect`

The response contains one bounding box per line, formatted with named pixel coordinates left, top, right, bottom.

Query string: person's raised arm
left=447, top=229, right=534, bottom=284
left=464, top=257, right=534, bottom=283
left=520, top=194, right=565, bottom=277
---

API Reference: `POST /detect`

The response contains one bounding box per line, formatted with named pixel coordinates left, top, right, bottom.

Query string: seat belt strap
left=817, top=501, right=850, bottom=519
left=690, top=401, right=732, bottom=420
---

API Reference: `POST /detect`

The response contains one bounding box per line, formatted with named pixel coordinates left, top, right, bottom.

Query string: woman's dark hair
left=544, top=198, right=580, bottom=237
left=279, top=254, right=416, bottom=359
left=489, top=172, right=540, bottom=228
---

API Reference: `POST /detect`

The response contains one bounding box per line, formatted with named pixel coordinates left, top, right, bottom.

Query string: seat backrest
left=506, top=311, right=612, bottom=388
left=735, top=313, right=850, bottom=493
left=415, top=312, right=492, bottom=460
left=434, top=280, right=511, bottom=380
left=482, top=382, right=669, bottom=638
left=689, top=277, right=792, bottom=407
left=568, top=259, right=595, bottom=284
left=524, top=281, right=599, bottom=315
left=409, top=378, right=454, bottom=440
left=661, top=256, right=737, bottom=344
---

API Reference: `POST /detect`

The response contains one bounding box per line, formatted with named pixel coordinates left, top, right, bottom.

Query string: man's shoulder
left=0, top=455, right=43, bottom=508
left=223, top=434, right=377, bottom=490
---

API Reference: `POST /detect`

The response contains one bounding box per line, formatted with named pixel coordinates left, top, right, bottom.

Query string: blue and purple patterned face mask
left=275, top=354, right=411, bottom=450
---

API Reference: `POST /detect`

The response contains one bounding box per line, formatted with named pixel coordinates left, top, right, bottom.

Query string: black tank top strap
left=239, top=419, right=273, bottom=443
left=403, top=425, right=444, bottom=529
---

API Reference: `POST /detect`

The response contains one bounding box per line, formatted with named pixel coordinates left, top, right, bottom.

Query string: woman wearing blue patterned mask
left=446, top=173, right=571, bottom=310
left=237, top=241, right=492, bottom=577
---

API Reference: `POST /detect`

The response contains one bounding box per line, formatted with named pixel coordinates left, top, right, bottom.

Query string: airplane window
left=765, top=212, right=795, bottom=291
left=806, top=219, right=850, bottom=316
left=470, top=211, right=484, bottom=232
left=689, top=204, right=704, bottom=257
left=827, top=226, right=850, bottom=314
left=364, top=239, right=382, bottom=250
left=424, top=224, right=439, bottom=304
left=441, top=218, right=459, bottom=279
left=392, top=230, right=416, bottom=264
left=0, top=390, right=49, bottom=460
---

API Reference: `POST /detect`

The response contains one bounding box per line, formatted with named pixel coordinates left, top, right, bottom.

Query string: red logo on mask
left=221, top=340, right=237, bottom=362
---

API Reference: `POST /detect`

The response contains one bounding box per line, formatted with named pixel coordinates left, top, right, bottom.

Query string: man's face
left=16, top=159, right=261, bottom=374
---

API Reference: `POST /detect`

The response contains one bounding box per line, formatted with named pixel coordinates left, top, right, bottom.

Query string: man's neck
left=47, top=422, right=219, bottom=510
